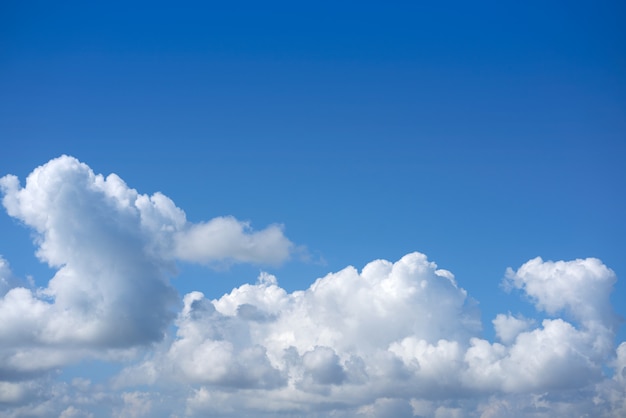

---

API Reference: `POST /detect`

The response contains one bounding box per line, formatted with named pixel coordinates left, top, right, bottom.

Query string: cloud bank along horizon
left=0, top=155, right=624, bottom=417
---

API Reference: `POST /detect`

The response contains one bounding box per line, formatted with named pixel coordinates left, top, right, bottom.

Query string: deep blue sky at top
left=0, top=1, right=625, bottom=338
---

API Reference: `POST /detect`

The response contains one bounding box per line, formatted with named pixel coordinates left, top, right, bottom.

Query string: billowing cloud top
left=0, top=155, right=294, bottom=268
left=0, top=157, right=624, bottom=417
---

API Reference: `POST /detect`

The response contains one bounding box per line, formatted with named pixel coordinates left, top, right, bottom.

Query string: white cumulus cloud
left=175, top=217, right=292, bottom=266
left=0, top=155, right=297, bottom=378
left=504, top=257, right=618, bottom=326
left=110, top=254, right=623, bottom=417
left=0, top=157, right=623, bottom=417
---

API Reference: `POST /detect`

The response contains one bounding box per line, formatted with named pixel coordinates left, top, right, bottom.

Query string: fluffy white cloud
left=113, top=253, right=482, bottom=415
left=110, top=253, right=622, bottom=417
left=461, top=257, right=619, bottom=398
left=504, top=257, right=618, bottom=326
left=0, top=155, right=294, bottom=268
left=464, top=318, right=606, bottom=393
left=175, top=217, right=292, bottom=266
left=0, top=157, right=624, bottom=417
left=0, top=156, right=296, bottom=378
left=1, top=250, right=624, bottom=416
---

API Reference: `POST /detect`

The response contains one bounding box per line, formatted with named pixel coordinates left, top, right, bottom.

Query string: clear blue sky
left=1, top=1, right=625, bottom=417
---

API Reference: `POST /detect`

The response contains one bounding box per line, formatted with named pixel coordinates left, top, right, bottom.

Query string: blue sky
left=1, top=1, right=625, bottom=417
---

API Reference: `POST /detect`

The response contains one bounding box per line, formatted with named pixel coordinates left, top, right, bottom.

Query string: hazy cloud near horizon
left=0, top=156, right=624, bottom=417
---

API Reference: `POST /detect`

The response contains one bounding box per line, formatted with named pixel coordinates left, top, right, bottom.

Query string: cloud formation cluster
left=0, top=156, right=294, bottom=377
left=0, top=156, right=624, bottom=417
left=114, top=254, right=622, bottom=417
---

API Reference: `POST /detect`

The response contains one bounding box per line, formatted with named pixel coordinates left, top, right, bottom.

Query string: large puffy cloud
left=0, top=251, right=623, bottom=416
left=112, top=254, right=623, bottom=417
left=462, top=257, right=619, bottom=396
left=1, top=157, right=624, bottom=417
left=0, top=156, right=296, bottom=378
left=0, top=155, right=294, bottom=268
left=115, top=253, right=480, bottom=415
